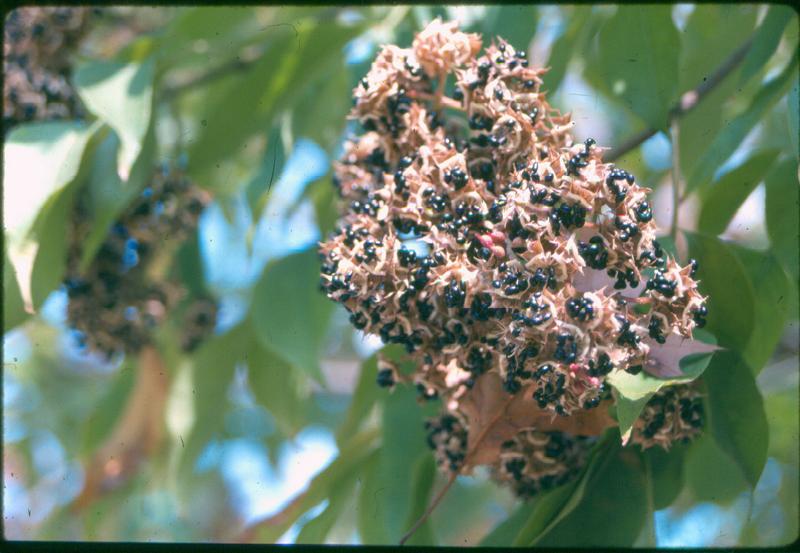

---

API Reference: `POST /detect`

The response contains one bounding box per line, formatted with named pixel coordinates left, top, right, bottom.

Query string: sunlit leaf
left=609, top=334, right=716, bottom=444
left=247, top=341, right=307, bottom=437
left=73, top=58, right=155, bottom=176
left=3, top=251, right=27, bottom=330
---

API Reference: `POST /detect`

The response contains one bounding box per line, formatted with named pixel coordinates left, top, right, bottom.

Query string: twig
left=669, top=117, right=681, bottom=244
left=398, top=472, right=457, bottom=546
left=606, top=35, right=755, bottom=163
left=398, top=394, right=516, bottom=545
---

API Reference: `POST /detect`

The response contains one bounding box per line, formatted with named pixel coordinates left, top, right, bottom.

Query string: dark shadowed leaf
left=645, top=443, right=687, bottom=509
left=703, top=350, right=769, bottom=488
left=536, top=448, right=647, bottom=547
left=512, top=433, right=615, bottom=545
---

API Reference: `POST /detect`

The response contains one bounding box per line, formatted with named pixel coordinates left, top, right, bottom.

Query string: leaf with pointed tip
left=698, top=149, right=780, bottom=235
left=739, top=5, right=793, bottom=85
left=686, top=53, right=798, bottom=195
left=73, top=58, right=155, bottom=177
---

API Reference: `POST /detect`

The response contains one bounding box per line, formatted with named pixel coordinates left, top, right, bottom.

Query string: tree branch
left=606, top=35, right=755, bottom=163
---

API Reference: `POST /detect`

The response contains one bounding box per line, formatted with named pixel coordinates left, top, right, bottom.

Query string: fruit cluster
left=320, top=19, right=710, bottom=497
left=3, top=7, right=94, bottom=128
left=65, top=166, right=214, bottom=358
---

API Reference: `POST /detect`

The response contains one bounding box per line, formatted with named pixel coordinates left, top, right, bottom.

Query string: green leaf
left=256, top=427, right=380, bottom=543
left=292, top=62, right=351, bottom=153
left=541, top=7, right=594, bottom=94
left=645, top=443, right=687, bottom=509
left=357, top=450, right=391, bottom=545
left=609, top=338, right=716, bottom=443
left=3, top=251, right=27, bottom=330
left=336, top=355, right=381, bottom=446
left=763, top=383, right=799, bottom=465
left=176, top=325, right=248, bottom=492
left=77, top=125, right=156, bottom=273
left=73, top=58, right=155, bottom=175
left=703, top=350, right=769, bottom=488
left=685, top=432, right=748, bottom=505
left=678, top=6, right=757, bottom=178
left=250, top=248, right=334, bottom=384
left=482, top=5, right=537, bottom=50
left=594, top=6, right=680, bottom=129
left=29, top=183, right=78, bottom=308
left=686, top=232, right=756, bottom=352
left=536, top=449, right=647, bottom=547
left=80, top=363, right=137, bottom=457
left=246, top=340, right=306, bottom=437
left=479, top=501, right=538, bottom=546
left=739, top=5, right=793, bottom=85
left=378, top=385, right=430, bottom=542
left=698, top=149, right=780, bottom=235
left=4, top=121, right=104, bottom=307
left=788, top=78, right=799, bottom=155
left=295, top=475, right=357, bottom=544
left=729, top=244, right=791, bottom=373
left=512, top=433, right=616, bottom=545
left=401, top=452, right=438, bottom=546
left=765, top=157, right=800, bottom=281
left=686, top=52, right=798, bottom=195
left=188, top=19, right=364, bottom=180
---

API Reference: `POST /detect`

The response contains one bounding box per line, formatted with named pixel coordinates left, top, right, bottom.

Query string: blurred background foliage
left=3, top=4, right=798, bottom=546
